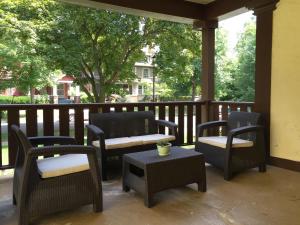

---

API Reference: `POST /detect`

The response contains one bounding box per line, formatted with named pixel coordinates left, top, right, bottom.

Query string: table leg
left=122, top=160, right=131, bottom=192
left=198, top=157, right=207, bottom=192
left=144, top=192, right=154, bottom=208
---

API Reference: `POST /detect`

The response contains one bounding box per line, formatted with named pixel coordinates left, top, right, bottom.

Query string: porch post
left=194, top=20, right=218, bottom=123
left=200, top=21, right=218, bottom=101
left=248, top=1, right=279, bottom=160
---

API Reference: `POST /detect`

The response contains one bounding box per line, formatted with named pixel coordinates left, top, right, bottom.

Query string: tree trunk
left=191, top=74, right=196, bottom=101
left=30, top=87, right=35, bottom=104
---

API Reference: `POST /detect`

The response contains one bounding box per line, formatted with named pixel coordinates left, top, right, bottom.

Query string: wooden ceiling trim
left=205, top=0, right=280, bottom=20
left=61, top=0, right=206, bottom=23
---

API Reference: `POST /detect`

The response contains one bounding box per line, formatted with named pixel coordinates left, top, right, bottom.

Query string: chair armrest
left=156, top=120, right=178, bottom=129
left=28, top=145, right=96, bottom=157
left=196, top=120, right=227, bottom=138
left=226, top=125, right=265, bottom=150
left=86, top=124, right=105, bottom=149
left=156, top=120, right=178, bottom=137
left=228, top=125, right=264, bottom=137
left=86, top=125, right=105, bottom=137
left=28, top=136, right=77, bottom=146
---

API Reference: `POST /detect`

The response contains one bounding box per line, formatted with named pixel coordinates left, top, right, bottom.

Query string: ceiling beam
left=60, top=0, right=206, bottom=24
left=205, top=0, right=280, bottom=21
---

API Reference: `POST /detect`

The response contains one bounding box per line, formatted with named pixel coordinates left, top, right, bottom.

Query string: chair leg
left=19, top=211, right=29, bottom=225
left=224, top=172, right=232, bottom=181
left=224, top=167, right=232, bottom=181
left=259, top=164, right=266, bottom=172
left=101, top=156, right=108, bottom=181
left=13, top=194, right=17, bottom=205
left=93, top=198, right=103, bottom=212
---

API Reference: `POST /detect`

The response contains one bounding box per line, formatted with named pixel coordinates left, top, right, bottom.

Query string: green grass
left=1, top=145, right=8, bottom=166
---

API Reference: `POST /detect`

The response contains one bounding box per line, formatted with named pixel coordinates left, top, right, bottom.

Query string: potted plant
left=156, top=141, right=172, bottom=156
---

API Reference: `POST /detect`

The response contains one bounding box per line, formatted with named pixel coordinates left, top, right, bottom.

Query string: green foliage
left=0, top=0, right=56, bottom=100
left=0, top=95, right=49, bottom=104
left=0, top=0, right=256, bottom=103
left=155, top=23, right=201, bottom=99
left=44, top=4, right=171, bottom=103
left=232, top=21, right=256, bottom=102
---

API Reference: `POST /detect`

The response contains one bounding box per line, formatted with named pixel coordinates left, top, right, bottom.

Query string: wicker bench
left=87, top=111, right=178, bottom=180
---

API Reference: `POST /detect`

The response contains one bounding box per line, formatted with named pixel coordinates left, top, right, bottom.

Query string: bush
left=0, top=95, right=50, bottom=104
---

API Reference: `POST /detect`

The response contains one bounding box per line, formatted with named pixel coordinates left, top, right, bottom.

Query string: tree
left=215, top=29, right=237, bottom=101
left=0, top=0, right=55, bottom=102
left=154, top=23, right=202, bottom=100
left=45, top=3, right=170, bottom=103
left=232, top=20, right=256, bottom=102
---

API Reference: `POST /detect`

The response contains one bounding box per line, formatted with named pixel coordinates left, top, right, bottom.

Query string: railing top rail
left=0, top=100, right=207, bottom=110
left=211, top=101, right=254, bottom=105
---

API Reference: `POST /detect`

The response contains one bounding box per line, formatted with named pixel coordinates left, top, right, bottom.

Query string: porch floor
left=1, top=165, right=300, bottom=225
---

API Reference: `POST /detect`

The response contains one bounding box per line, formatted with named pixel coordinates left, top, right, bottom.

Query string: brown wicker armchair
left=11, top=125, right=102, bottom=225
left=195, top=111, right=266, bottom=180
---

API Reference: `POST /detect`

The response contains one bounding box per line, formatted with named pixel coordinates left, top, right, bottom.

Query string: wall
left=271, top=0, right=300, bottom=162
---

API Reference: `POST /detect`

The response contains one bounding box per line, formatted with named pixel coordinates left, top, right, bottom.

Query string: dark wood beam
left=205, top=0, right=279, bottom=20
left=253, top=1, right=279, bottom=160
left=61, top=0, right=205, bottom=24
left=200, top=21, right=218, bottom=101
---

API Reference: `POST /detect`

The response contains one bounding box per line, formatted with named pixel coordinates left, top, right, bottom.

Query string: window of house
left=143, top=69, right=149, bottom=78
left=138, top=85, right=143, bottom=95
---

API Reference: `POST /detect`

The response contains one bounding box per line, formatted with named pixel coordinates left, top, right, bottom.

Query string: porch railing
left=0, top=101, right=254, bottom=170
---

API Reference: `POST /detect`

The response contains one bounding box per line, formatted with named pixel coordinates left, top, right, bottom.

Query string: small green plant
left=157, top=141, right=170, bottom=147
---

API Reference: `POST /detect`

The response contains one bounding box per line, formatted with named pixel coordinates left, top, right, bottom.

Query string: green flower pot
left=157, top=143, right=171, bottom=156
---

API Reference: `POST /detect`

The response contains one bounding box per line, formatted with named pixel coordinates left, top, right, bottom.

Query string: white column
left=75, top=85, right=80, bottom=96
left=53, top=85, right=58, bottom=96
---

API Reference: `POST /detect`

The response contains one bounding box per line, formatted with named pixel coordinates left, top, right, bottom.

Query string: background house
left=125, top=62, right=156, bottom=102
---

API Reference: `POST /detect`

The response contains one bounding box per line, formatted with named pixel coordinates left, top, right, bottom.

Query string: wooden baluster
left=230, top=104, right=238, bottom=113
left=59, top=107, right=70, bottom=136
left=168, top=104, right=175, bottom=135
left=126, top=104, right=134, bottom=112
left=187, top=104, right=194, bottom=144
left=195, top=102, right=202, bottom=126
left=102, top=105, right=110, bottom=113
left=75, top=107, right=84, bottom=145
left=148, top=104, right=155, bottom=115
left=240, top=104, right=247, bottom=112
left=7, top=109, right=20, bottom=167
left=158, top=104, right=166, bottom=134
left=26, top=108, right=38, bottom=137
left=43, top=108, right=54, bottom=136
left=178, top=104, right=185, bottom=145
left=138, top=104, right=145, bottom=112
left=89, top=105, right=99, bottom=114
left=115, top=104, right=123, bottom=112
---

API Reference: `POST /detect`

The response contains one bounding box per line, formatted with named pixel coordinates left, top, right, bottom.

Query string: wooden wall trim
left=269, top=157, right=300, bottom=172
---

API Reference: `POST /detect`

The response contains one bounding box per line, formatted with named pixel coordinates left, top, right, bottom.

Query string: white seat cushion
left=92, top=137, right=143, bottom=150
left=130, top=134, right=176, bottom=145
left=37, top=154, right=89, bottom=179
left=92, top=134, right=176, bottom=150
left=198, top=136, right=253, bottom=149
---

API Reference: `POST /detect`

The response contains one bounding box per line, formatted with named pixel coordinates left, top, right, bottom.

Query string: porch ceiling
left=59, top=0, right=279, bottom=24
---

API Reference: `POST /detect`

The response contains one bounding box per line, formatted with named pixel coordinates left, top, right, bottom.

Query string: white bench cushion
left=37, top=154, right=89, bottom=179
left=93, top=137, right=143, bottom=150
left=92, top=134, right=176, bottom=150
left=130, top=134, right=176, bottom=145
left=198, top=136, right=253, bottom=149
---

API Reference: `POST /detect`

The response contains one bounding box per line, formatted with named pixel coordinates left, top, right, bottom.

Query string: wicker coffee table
left=122, top=147, right=206, bottom=207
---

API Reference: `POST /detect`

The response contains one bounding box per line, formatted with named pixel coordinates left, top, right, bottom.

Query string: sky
left=219, top=11, right=255, bottom=57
